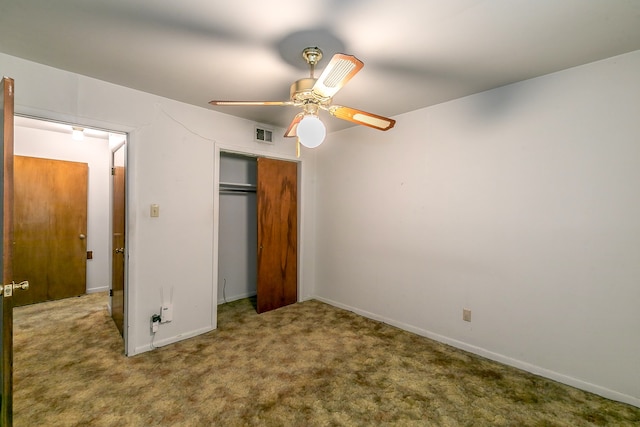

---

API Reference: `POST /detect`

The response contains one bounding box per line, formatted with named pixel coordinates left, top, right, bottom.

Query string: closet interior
left=218, top=152, right=258, bottom=305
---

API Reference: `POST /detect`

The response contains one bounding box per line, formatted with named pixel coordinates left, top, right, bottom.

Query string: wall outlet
left=151, top=314, right=161, bottom=333
left=463, top=309, right=472, bottom=322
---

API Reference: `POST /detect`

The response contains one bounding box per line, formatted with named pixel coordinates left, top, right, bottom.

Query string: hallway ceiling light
left=72, top=127, right=84, bottom=141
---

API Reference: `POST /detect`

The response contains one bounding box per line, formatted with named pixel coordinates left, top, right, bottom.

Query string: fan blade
left=329, top=106, right=396, bottom=131
left=284, top=113, right=303, bottom=138
left=209, top=100, right=293, bottom=106
left=312, top=54, right=364, bottom=99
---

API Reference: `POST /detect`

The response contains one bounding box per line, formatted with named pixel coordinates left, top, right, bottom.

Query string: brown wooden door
left=111, top=145, right=125, bottom=337
left=256, top=158, right=297, bottom=313
left=13, top=156, right=88, bottom=306
left=1, top=76, right=15, bottom=426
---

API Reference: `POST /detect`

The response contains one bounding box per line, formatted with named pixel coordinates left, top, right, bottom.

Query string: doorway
left=13, top=116, right=128, bottom=342
left=216, top=150, right=299, bottom=316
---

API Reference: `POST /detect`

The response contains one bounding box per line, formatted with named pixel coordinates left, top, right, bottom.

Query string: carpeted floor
left=12, top=293, right=640, bottom=426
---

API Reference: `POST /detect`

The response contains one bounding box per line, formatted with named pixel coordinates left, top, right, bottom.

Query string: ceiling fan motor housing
left=290, top=78, right=324, bottom=105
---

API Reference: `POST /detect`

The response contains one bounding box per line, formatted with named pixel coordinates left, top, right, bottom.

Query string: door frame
left=13, top=113, right=132, bottom=354
left=212, top=142, right=303, bottom=327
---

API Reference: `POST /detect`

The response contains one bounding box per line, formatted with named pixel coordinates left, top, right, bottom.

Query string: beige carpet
left=12, top=293, right=640, bottom=426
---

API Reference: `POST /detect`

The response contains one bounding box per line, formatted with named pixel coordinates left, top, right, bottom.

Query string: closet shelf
left=219, top=182, right=257, bottom=193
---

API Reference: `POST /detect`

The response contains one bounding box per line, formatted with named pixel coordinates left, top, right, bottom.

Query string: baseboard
left=132, top=325, right=216, bottom=355
left=87, top=286, right=109, bottom=294
left=217, top=291, right=256, bottom=305
left=313, top=296, right=639, bottom=408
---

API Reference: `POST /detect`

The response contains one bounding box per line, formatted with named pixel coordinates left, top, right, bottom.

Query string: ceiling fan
left=209, top=47, right=396, bottom=151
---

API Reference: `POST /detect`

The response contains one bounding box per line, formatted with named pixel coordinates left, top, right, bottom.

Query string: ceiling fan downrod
left=302, top=47, right=323, bottom=78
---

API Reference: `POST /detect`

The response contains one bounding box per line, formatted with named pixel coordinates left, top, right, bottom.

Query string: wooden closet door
left=256, top=158, right=297, bottom=313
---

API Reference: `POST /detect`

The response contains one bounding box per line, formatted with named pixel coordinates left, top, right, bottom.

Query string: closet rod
left=219, top=182, right=257, bottom=194
left=219, top=188, right=256, bottom=194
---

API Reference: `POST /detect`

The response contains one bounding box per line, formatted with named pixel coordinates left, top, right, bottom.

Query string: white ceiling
left=1, top=0, right=640, bottom=133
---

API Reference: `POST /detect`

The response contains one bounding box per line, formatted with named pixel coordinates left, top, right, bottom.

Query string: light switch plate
left=150, top=204, right=160, bottom=217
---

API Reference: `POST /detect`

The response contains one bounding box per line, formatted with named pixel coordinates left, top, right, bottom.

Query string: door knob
left=13, top=280, right=29, bottom=290
left=79, top=234, right=86, bottom=240
left=115, top=248, right=125, bottom=254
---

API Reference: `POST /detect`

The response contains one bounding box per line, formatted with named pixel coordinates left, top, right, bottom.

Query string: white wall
left=0, top=52, right=317, bottom=356
left=314, top=49, right=640, bottom=406
left=14, top=124, right=111, bottom=293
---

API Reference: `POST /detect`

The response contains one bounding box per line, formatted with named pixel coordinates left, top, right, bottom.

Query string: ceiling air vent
left=255, top=126, right=274, bottom=144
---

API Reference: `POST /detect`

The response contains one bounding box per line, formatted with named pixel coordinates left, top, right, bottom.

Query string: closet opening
left=216, top=150, right=298, bottom=315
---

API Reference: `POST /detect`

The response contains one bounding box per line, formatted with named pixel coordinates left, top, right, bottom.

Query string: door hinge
left=109, top=289, right=113, bottom=297
left=1, top=280, right=29, bottom=297
left=111, top=167, right=115, bottom=175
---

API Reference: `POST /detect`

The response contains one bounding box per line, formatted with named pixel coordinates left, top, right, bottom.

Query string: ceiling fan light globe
left=297, top=115, right=326, bottom=148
